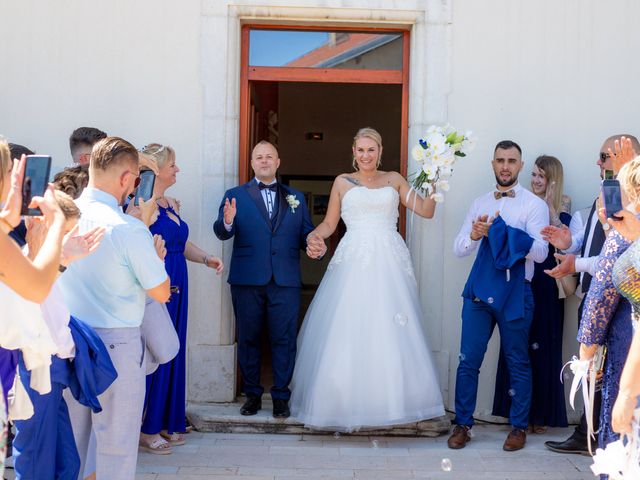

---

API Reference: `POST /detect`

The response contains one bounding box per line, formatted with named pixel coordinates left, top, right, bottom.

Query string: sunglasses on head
left=141, top=145, right=166, bottom=156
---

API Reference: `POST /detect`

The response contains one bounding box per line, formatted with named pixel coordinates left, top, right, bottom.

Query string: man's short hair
left=494, top=140, right=522, bottom=156
left=90, top=137, right=138, bottom=172
left=8, top=143, right=35, bottom=159
left=69, top=127, right=107, bottom=161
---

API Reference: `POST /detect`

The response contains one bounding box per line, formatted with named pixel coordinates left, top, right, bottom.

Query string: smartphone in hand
left=601, top=178, right=624, bottom=220
left=21, top=155, right=52, bottom=216
left=134, top=169, right=156, bottom=206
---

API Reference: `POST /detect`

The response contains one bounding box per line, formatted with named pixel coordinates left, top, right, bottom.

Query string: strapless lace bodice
left=341, top=186, right=399, bottom=231
left=328, top=186, right=414, bottom=277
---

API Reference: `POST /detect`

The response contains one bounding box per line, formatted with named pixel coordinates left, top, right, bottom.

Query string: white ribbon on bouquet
left=560, top=353, right=600, bottom=455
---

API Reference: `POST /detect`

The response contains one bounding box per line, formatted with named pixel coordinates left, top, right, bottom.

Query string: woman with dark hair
left=493, top=155, right=571, bottom=432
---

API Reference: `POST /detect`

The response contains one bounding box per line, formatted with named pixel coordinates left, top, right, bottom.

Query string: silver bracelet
left=203, top=255, right=209, bottom=265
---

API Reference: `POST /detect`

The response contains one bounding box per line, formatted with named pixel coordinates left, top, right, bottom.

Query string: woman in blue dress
left=493, top=155, right=571, bottom=431
left=138, top=144, right=223, bottom=454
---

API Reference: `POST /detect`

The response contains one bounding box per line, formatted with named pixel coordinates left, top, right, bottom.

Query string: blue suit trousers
left=454, top=284, right=534, bottom=429
left=231, top=280, right=300, bottom=400
left=13, top=354, right=80, bottom=480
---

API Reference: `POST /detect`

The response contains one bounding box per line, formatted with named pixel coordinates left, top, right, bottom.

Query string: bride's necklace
left=358, top=172, right=378, bottom=184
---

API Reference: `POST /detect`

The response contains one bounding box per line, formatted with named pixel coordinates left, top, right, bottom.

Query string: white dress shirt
left=453, top=183, right=549, bottom=281
left=564, top=204, right=601, bottom=296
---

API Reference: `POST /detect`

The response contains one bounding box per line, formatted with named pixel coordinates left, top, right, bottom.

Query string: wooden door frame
left=239, top=24, right=410, bottom=232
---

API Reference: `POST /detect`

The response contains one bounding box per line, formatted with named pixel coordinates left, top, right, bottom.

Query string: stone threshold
left=187, top=398, right=451, bottom=437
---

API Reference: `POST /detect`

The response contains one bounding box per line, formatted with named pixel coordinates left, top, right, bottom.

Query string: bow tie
left=494, top=190, right=516, bottom=199
left=258, top=182, right=278, bottom=192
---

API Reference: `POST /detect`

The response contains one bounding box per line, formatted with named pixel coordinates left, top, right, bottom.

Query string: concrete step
left=187, top=399, right=451, bottom=437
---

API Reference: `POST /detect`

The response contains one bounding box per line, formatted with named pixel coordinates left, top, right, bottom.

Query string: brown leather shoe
left=503, top=428, right=527, bottom=451
left=447, top=425, right=471, bottom=449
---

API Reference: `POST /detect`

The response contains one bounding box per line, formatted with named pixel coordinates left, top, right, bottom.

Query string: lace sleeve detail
left=577, top=230, right=631, bottom=345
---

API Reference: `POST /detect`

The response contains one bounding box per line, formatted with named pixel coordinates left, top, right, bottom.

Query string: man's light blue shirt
left=58, top=187, right=168, bottom=329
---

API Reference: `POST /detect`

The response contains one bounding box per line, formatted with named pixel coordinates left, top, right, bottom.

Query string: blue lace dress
left=577, top=229, right=633, bottom=457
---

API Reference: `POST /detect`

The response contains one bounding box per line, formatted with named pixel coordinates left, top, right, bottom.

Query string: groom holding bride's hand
left=214, top=141, right=325, bottom=418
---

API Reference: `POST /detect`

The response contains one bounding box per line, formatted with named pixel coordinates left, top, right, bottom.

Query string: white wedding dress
left=290, top=186, right=445, bottom=431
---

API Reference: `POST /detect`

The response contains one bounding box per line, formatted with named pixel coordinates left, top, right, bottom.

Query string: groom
left=449, top=140, right=548, bottom=451
left=214, top=141, right=326, bottom=418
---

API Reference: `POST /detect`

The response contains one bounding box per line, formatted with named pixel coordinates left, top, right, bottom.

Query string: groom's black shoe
left=544, top=434, right=590, bottom=456
left=272, top=399, right=290, bottom=418
left=240, top=396, right=262, bottom=416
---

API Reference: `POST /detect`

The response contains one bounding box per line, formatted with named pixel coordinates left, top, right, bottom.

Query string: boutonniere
left=286, top=194, right=300, bottom=213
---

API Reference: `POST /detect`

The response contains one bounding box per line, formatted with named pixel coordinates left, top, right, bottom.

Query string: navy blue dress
left=492, top=211, right=570, bottom=427
left=142, top=204, right=190, bottom=435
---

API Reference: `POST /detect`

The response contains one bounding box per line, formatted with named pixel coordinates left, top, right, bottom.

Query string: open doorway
left=238, top=26, right=409, bottom=395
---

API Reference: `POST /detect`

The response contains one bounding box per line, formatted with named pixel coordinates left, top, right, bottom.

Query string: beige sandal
left=139, top=435, right=173, bottom=455
left=160, top=430, right=186, bottom=446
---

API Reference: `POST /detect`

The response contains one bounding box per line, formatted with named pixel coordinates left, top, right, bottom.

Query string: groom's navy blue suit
left=214, top=179, right=314, bottom=400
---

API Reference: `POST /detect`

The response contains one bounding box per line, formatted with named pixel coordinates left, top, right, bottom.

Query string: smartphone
left=134, top=169, right=156, bottom=206
left=21, top=155, right=52, bottom=216
left=601, top=178, right=624, bottom=220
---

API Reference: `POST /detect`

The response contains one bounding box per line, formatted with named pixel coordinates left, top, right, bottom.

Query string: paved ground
left=129, top=425, right=595, bottom=480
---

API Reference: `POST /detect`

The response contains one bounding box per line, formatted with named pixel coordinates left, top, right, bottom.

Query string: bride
left=290, top=127, right=445, bottom=431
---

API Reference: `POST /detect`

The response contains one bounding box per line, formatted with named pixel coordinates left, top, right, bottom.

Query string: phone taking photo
left=134, top=169, right=156, bottom=206
left=21, top=155, right=52, bottom=216
left=601, top=178, right=624, bottom=220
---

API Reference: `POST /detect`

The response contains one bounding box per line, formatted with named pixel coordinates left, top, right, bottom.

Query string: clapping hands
left=470, top=212, right=498, bottom=241
left=541, top=224, right=572, bottom=250
left=61, top=225, right=106, bottom=265
left=306, top=233, right=327, bottom=259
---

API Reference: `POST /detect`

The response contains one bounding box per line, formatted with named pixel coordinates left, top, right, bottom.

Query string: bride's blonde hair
left=352, top=127, right=383, bottom=171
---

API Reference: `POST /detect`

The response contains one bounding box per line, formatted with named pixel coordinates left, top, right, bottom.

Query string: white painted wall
left=2, top=0, right=639, bottom=421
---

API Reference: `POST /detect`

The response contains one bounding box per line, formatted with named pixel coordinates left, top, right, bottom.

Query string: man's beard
left=495, top=174, right=518, bottom=188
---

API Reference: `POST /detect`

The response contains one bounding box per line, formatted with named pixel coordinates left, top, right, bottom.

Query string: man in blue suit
left=449, top=141, right=548, bottom=452
left=214, top=141, right=326, bottom=418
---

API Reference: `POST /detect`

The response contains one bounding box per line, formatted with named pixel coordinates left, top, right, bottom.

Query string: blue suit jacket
left=213, top=180, right=314, bottom=287
left=68, top=316, right=118, bottom=413
left=462, top=215, right=533, bottom=321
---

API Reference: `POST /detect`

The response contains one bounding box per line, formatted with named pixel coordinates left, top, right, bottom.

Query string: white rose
left=411, top=145, right=425, bottom=163
left=422, top=162, right=436, bottom=178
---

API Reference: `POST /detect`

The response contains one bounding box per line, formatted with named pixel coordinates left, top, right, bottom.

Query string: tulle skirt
left=290, top=228, right=445, bottom=431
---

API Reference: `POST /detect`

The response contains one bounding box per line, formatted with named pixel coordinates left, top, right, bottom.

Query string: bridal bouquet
left=409, top=125, right=476, bottom=203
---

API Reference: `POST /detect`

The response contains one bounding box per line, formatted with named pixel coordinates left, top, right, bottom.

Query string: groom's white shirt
left=453, top=183, right=549, bottom=281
